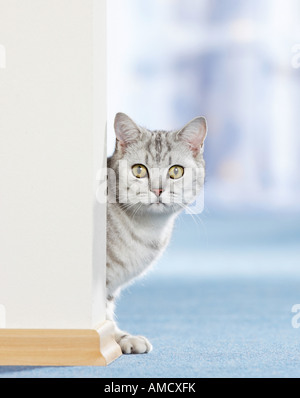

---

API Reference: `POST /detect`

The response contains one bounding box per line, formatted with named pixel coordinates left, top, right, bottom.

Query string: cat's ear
left=177, top=117, right=207, bottom=157
left=114, top=113, right=142, bottom=150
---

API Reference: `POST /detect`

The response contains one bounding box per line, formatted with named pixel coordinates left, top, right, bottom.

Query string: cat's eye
left=169, top=165, right=184, bottom=179
left=132, top=164, right=148, bottom=179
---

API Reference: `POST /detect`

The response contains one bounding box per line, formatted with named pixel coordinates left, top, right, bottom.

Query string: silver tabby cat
left=106, top=113, right=207, bottom=354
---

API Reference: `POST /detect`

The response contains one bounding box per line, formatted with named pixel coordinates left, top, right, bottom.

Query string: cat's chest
left=106, top=205, right=176, bottom=293
left=119, top=225, right=169, bottom=283
left=108, top=206, right=173, bottom=267
left=125, top=221, right=170, bottom=261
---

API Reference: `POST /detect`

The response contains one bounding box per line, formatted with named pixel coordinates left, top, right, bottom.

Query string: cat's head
left=109, top=113, right=207, bottom=216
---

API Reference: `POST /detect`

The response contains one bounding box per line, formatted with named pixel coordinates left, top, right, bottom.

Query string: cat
left=106, top=112, right=207, bottom=354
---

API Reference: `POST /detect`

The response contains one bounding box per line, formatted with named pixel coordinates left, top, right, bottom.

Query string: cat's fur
left=106, top=113, right=207, bottom=354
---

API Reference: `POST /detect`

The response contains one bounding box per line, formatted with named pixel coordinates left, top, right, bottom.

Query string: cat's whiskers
left=130, top=202, right=144, bottom=222
left=175, top=201, right=205, bottom=232
left=119, top=200, right=145, bottom=222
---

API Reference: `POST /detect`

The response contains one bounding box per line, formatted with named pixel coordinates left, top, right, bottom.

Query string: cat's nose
left=152, top=188, right=163, bottom=197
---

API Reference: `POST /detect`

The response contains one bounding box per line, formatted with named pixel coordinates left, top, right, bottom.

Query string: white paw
left=119, top=335, right=152, bottom=354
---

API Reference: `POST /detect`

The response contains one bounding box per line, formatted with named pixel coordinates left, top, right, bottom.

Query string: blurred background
left=107, top=0, right=300, bottom=278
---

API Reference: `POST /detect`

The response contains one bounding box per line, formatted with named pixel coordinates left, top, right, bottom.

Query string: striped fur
left=106, top=113, right=207, bottom=354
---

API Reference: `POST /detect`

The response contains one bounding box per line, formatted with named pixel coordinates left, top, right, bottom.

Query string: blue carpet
left=1, top=212, right=300, bottom=378
left=0, top=276, right=300, bottom=378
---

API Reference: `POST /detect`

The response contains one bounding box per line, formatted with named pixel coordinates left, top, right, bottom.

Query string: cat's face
left=111, top=113, right=207, bottom=216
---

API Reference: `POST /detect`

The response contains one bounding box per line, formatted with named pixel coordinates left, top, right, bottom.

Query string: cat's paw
left=119, top=335, right=152, bottom=354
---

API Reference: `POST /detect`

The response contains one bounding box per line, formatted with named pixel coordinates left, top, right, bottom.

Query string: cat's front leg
left=115, top=328, right=152, bottom=354
left=106, top=295, right=152, bottom=354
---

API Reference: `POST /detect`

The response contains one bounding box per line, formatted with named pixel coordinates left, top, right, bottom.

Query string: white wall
left=0, top=0, right=107, bottom=329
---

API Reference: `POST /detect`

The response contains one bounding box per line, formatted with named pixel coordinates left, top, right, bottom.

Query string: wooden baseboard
left=0, top=321, right=122, bottom=366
